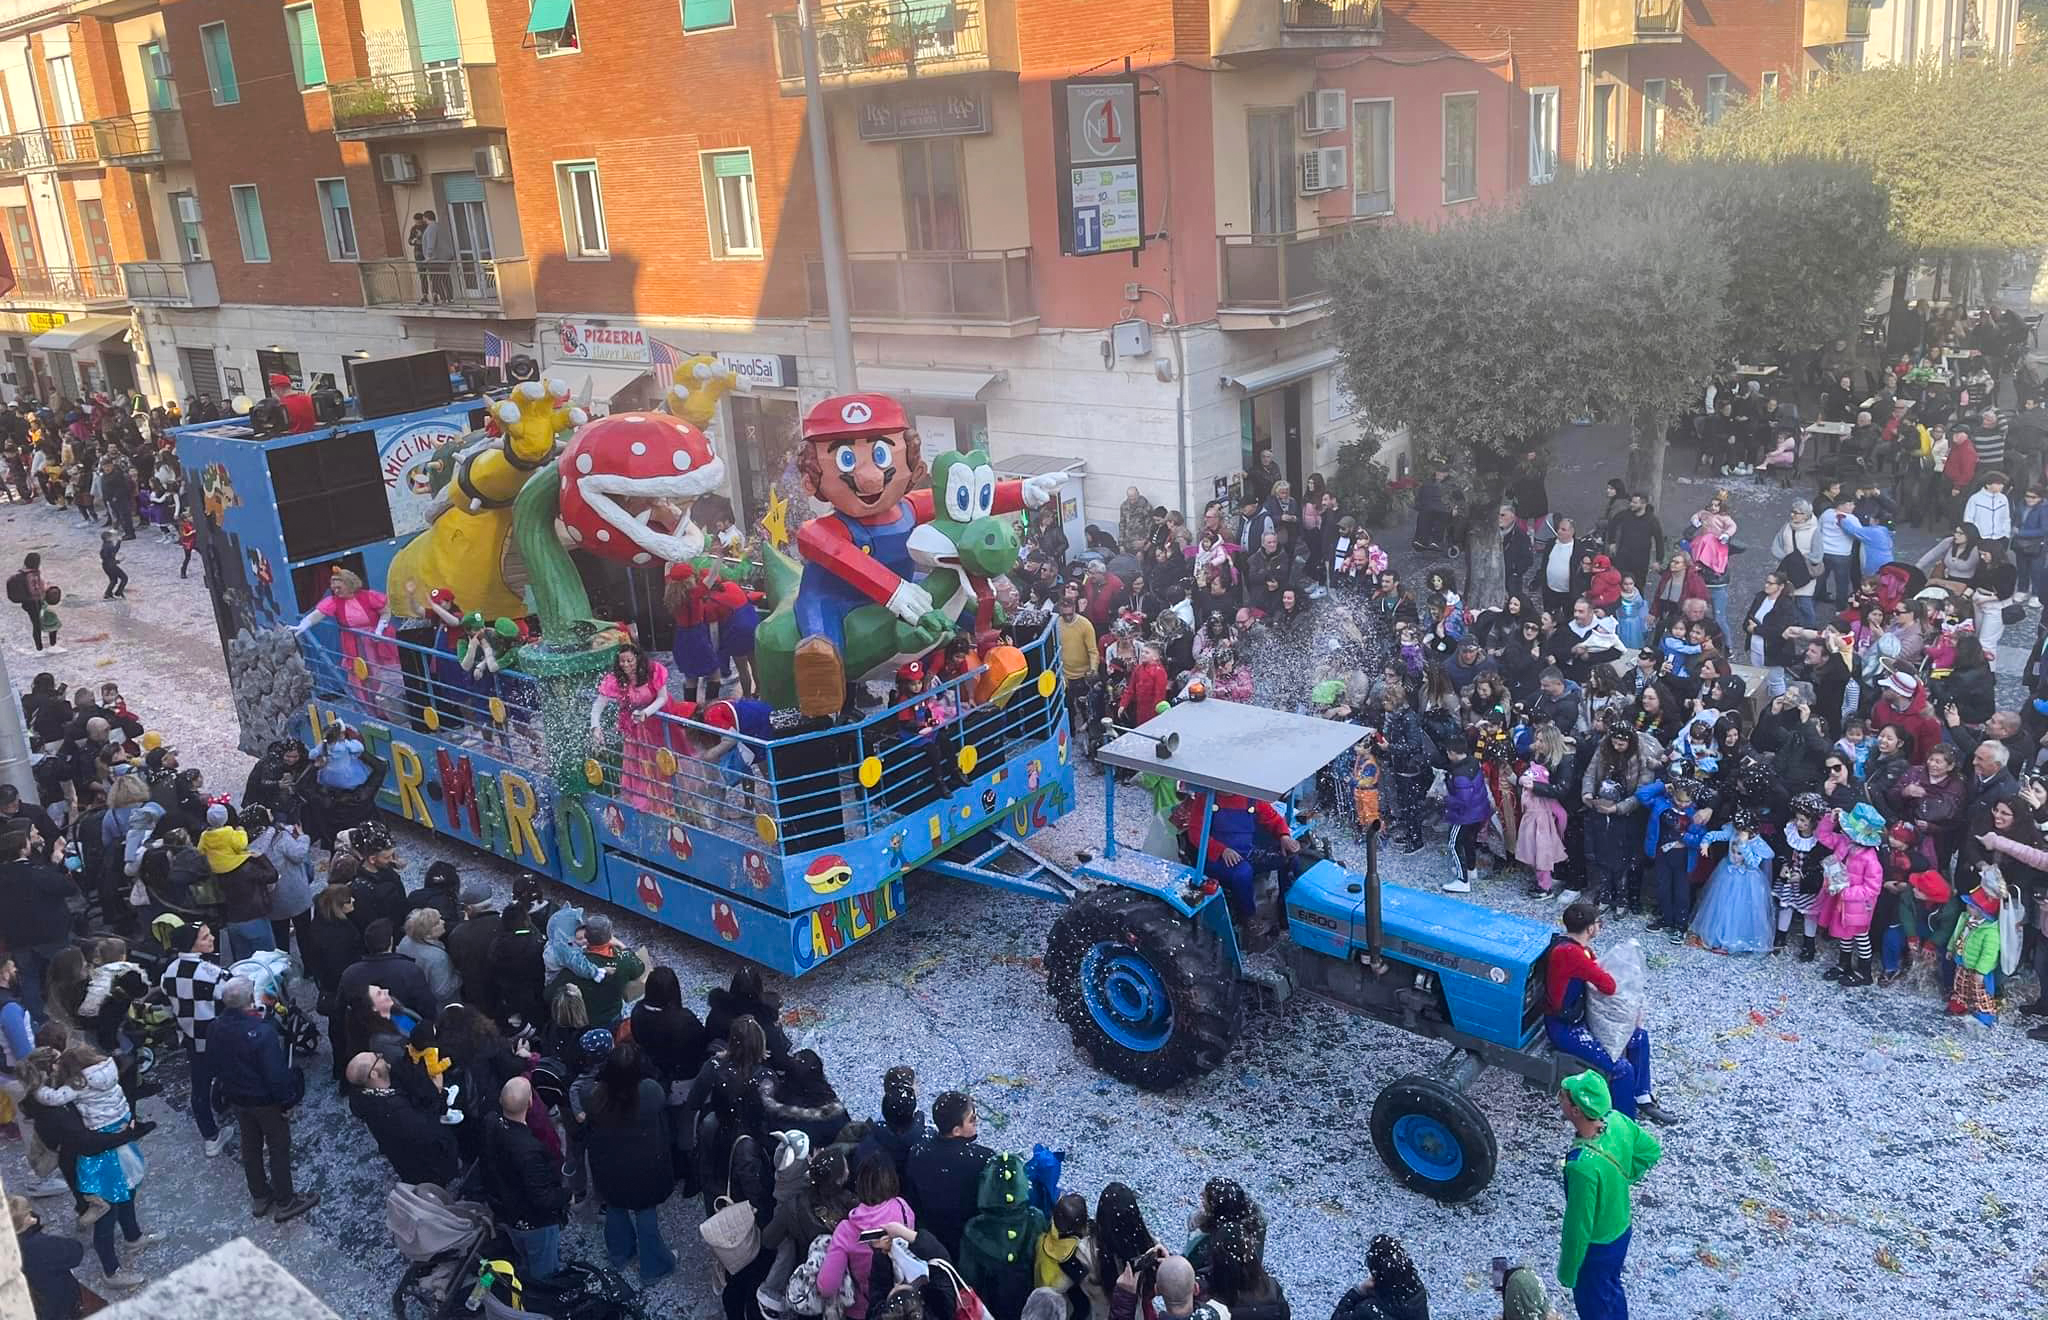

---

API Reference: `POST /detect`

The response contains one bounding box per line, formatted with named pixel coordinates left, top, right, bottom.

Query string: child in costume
left=1690, top=810, right=1776, bottom=954
left=1637, top=775, right=1700, bottom=940
left=1613, top=576, right=1647, bottom=650
left=1944, top=867, right=2004, bottom=1027
left=1814, top=803, right=1887, bottom=986
left=1516, top=761, right=1568, bottom=895
left=1772, top=793, right=1829, bottom=961
left=1351, top=733, right=1385, bottom=838
left=37, top=586, right=61, bottom=654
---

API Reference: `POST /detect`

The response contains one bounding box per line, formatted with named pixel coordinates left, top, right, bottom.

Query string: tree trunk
left=1932, top=257, right=1947, bottom=302
left=1461, top=472, right=1509, bottom=612
left=1887, top=261, right=1911, bottom=331
left=1625, top=405, right=1665, bottom=513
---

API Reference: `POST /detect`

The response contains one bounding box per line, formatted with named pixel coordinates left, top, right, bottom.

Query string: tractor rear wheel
left=1369, top=1073, right=1498, bottom=1203
left=1044, top=889, right=1241, bottom=1090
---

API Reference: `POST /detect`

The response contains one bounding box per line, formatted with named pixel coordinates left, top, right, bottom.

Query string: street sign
left=1055, top=75, right=1145, bottom=258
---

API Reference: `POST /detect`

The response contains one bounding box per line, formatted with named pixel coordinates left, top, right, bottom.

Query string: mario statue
left=791, top=393, right=1060, bottom=716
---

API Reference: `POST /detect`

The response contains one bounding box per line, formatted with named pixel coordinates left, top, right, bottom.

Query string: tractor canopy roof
left=1097, top=698, right=1366, bottom=800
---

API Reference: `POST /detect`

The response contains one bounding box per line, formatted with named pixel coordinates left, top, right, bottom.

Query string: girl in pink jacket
left=818, top=1160, right=916, bottom=1319
left=1815, top=804, right=1886, bottom=987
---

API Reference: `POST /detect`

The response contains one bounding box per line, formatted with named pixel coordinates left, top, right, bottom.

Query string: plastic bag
left=1585, top=938, right=1647, bottom=1062
left=1142, top=810, right=1180, bottom=859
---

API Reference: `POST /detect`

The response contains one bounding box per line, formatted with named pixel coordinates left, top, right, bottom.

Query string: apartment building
left=0, top=0, right=527, bottom=410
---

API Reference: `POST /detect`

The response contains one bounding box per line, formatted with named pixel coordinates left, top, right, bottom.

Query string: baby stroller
left=228, top=949, right=323, bottom=1065
left=389, top=1181, right=493, bottom=1320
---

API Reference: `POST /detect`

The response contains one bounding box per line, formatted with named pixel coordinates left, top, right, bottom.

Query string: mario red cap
left=701, top=700, right=737, bottom=732
left=267, top=372, right=292, bottom=388
left=896, top=660, right=925, bottom=684
left=803, top=393, right=908, bottom=443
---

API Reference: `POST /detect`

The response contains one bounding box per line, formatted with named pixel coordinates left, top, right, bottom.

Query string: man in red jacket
left=1870, top=670, right=1941, bottom=764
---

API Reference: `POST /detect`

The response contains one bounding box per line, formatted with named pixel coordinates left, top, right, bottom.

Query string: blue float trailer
left=1048, top=697, right=1569, bottom=1203
left=174, top=406, right=1076, bottom=978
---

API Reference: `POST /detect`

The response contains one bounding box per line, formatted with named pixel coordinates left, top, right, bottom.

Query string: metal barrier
left=302, top=616, right=1065, bottom=859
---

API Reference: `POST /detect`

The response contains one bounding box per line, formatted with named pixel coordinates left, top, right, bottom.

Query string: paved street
left=3, top=484, right=2046, bottom=1320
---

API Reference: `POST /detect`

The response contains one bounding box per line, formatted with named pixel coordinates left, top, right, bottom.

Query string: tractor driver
left=1544, top=901, right=1676, bottom=1126
left=1183, top=789, right=1301, bottom=933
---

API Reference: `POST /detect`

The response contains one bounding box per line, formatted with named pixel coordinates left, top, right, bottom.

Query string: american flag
left=649, top=336, right=685, bottom=386
left=482, top=330, right=505, bottom=370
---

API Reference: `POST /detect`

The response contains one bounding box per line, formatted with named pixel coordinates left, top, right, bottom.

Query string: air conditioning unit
left=174, top=194, right=202, bottom=224
left=473, top=144, right=511, bottom=180
left=378, top=151, right=420, bottom=184
left=148, top=48, right=173, bottom=81
left=1300, top=145, right=1347, bottom=195
left=1299, top=88, right=1346, bottom=136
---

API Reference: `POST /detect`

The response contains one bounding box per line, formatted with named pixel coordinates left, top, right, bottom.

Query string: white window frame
left=534, top=0, right=581, bottom=58
left=1642, top=78, right=1667, bottom=155
left=314, top=176, right=357, bottom=261
left=1440, top=92, right=1478, bottom=206
left=169, top=190, right=205, bottom=261
left=555, top=159, right=608, bottom=259
left=701, top=148, right=762, bottom=258
left=1350, top=97, right=1393, bottom=217
left=199, top=21, right=238, bottom=105
left=45, top=55, right=83, bottom=125
left=284, top=3, right=325, bottom=90
left=229, top=183, right=269, bottom=263
left=1527, top=87, right=1558, bottom=185
left=1760, top=69, right=1780, bottom=100
left=1705, top=73, right=1729, bottom=125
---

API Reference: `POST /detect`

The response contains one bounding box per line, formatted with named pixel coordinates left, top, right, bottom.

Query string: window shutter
left=681, top=0, right=733, bottom=30
left=412, top=0, right=461, bottom=64
left=292, top=8, right=326, bottom=85
left=526, top=0, right=573, bottom=36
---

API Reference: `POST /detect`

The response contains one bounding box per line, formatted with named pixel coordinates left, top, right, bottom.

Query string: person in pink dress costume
left=590, top=643, right=687, bottom=813
left=296, top=567, right=398, bottom=717
left=1516, top=761, right=1569, bottom=893
left=1814, top=802, right=1887, bottom=987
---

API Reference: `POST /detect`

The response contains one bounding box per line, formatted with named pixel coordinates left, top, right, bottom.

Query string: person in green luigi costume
left=1557, top=1069, right=1661, bottom=1320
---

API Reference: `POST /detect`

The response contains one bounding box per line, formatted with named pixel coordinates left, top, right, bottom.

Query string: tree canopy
left=1671, top=58, right=2048, bottom=257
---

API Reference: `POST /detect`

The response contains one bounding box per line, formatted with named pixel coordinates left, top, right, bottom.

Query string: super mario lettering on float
left=304, top=701, right=588, bottom=879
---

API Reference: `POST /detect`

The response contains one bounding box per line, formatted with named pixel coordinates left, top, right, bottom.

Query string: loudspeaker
left=351, top=350, right=453, bottom=420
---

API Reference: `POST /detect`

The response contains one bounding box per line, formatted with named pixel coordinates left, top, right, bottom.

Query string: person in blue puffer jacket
left=1440, top=737, right=1494, bottom=894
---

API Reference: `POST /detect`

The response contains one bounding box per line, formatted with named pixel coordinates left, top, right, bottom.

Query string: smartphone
left=859, top=1228, right=889, bottom=1245
left=1490, top=1256, right=1509, bottom=1289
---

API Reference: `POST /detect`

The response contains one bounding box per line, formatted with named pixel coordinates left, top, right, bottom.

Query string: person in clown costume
left=789, top=394, right=1062, bottom=716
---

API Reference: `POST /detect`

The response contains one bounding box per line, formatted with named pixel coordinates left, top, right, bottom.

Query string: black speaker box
left=352, top=350, right=453, bottom=420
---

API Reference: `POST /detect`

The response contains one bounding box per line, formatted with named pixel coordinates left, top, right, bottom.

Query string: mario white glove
left=1020, top=473, right=1064, bottom=510
left=887, top=579, right=936, bottom=625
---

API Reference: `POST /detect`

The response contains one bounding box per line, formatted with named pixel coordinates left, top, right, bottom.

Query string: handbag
left=2002, top=600, right=2027, bottom=626
left=699, top=1136, right=761, bottom=1276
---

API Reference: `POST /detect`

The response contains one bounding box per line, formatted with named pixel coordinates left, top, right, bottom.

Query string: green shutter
left=234, top=187, right=268, bottom=262
left=526, top=0, right=572, bottom=36
left=681, top=0, right=733, bottom=31
left=411, top=0, right=460, bottom=64
left=141, top=42, right=174, bottom=110
left=441, top=172, right=485, bottom=204
left=290, top=7, right=326, bottom=87
left=204, top=25, right=237, bottom=102
left=710, top=151, right=751, bottom=178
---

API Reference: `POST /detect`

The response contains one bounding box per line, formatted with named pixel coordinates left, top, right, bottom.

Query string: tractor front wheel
left=1044, top=890, right=1241, bottom=1090
left=1369, top=1073, right=1498, bottom=1203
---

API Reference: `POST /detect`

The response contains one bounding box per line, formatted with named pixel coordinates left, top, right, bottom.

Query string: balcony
left=0, top=124, right=101, bottom=175
left=1580, top=0, right=1684, bottom=50
left=5, top=265, right=125, bottom=307
left=1216, top=0, right=1382, bottom=61
left=120, top=260, right=219, bottom=309
left=1217, top=221, right=1367, bottom=330
left=1803, top=0, right=1872, bottom=46
left=328, top=64, right=505, bottom=141
left=358, top=256, right=534, bottom=319
left=93, top=110, right=188, bottom=168
left=770, top=0, right=1018, bottom=95
left=805, top=248, right=1036, bottom=336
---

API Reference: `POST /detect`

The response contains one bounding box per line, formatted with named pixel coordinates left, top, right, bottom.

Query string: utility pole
left=0, top=645, right=37, bottom=804
left=798, top=0, right=858, bottom=393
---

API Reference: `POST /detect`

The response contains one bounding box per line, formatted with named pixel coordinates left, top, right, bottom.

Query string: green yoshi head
left=911, top=448, right=1020, bottom=581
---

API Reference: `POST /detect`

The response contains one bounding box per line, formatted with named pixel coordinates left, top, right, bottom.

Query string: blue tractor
left=1031, top=697, right=1567, bottom=1204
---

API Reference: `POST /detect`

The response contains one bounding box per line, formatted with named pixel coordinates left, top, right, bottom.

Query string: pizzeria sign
left=553, top=319, right=651, bottom=364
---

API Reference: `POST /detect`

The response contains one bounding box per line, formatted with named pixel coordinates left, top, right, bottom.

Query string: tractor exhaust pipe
left=1363, top=824, right=1387, bottom=972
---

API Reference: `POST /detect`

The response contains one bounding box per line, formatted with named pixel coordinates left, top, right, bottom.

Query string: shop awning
left=30, top=315, right=130, bottom=353
left=526, top=0, right=573, bottom=34
left=859, top=364, right=1004, bottom=403
left=1219, top=346, right=1337, bottom=394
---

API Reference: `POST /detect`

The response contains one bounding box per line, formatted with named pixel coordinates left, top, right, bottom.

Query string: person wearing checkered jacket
left=157, top=923, right=230, bottom=1158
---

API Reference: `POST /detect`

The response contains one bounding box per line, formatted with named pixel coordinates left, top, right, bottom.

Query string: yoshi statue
left=750, top=440, right=1047, bottom=711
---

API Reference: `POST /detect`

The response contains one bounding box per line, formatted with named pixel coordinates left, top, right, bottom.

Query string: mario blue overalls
left=1544, top=935, right=1654, bottom=1122
left=1191, top=792, right=1296, bottom=918
left=794, top=503, right=919, bottom=650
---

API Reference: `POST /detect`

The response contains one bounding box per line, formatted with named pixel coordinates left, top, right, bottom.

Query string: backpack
left=5, top=571, right=26, bottom=604
left=784, top=1231, right=854, bottom=1320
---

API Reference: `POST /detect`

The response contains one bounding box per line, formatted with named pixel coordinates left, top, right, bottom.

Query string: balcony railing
left=359, top=256, right=532, bottom=317
left=1219, top=222, right=1367, bottom=315
left=120, top=260, right=219, bottom=309
left=0, top=124, right=101, bottom=174
left=772, top=0, right=993, bottom=85
left=329, top=64, right=503, bottom=138
left=93, top=110, right=187, bottom=166
left=6, top=265, right=124, bottom=304
left=1634, top=0, right=1680, bottom=36
left=1281, top=0, right=1381, bottom=29
left=805, top=249, right=1034, bottom=327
